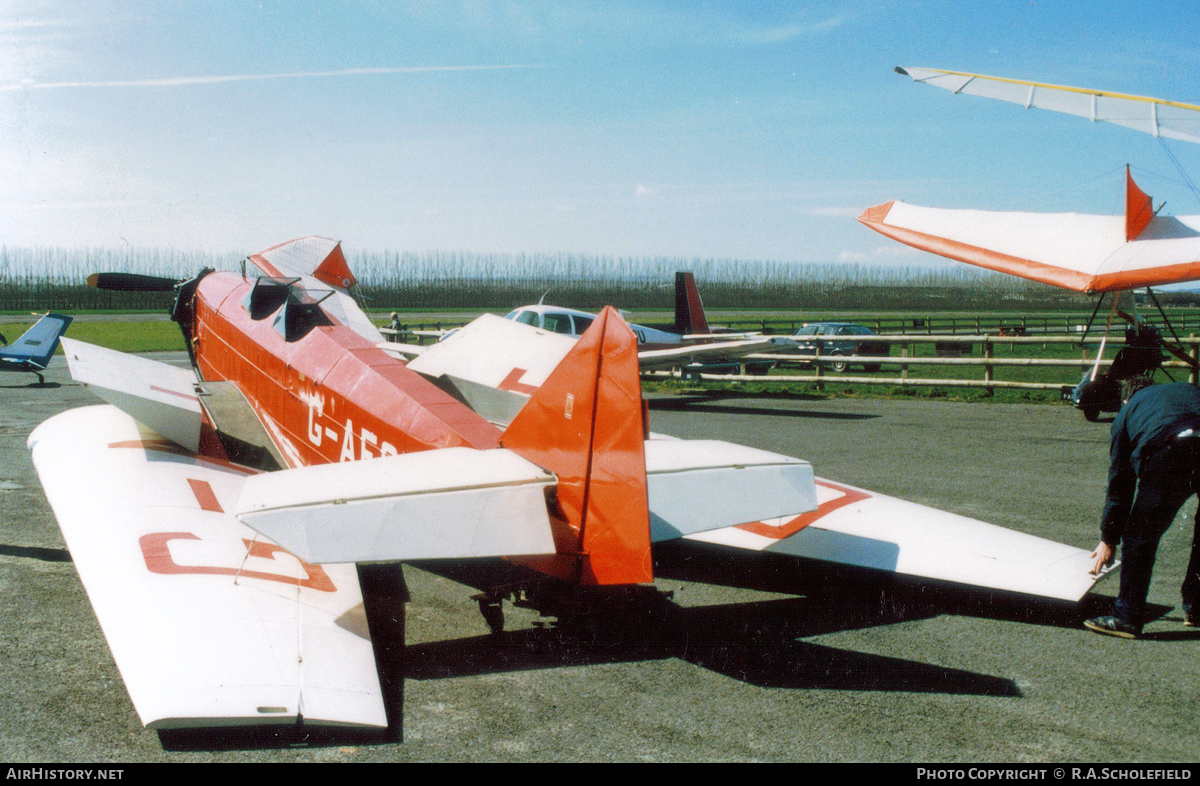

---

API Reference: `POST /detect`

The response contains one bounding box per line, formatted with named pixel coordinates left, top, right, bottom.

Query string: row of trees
left=0, top=246, right=1092, bottom=312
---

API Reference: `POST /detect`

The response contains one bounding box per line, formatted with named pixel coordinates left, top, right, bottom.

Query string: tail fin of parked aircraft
left=501, top=306, right=653, bottom=586
left=2, top=313, right=73, bottom=370
left=673, top=272, right=710, bottom=336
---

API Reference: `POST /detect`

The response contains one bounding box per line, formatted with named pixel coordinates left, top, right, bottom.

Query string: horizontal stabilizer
left=236, top=448, right=558, bottom=564
left=645, top=439, right=816, bottom=541
left=690, top=477, right=1112, bottom=601
left=28, top=405, right=385, bottom=729
left=60, top=337, right=202, bottom=451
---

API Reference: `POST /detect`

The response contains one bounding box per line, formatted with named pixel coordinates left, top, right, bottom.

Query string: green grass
left=5, top=319, right=186, bottom=353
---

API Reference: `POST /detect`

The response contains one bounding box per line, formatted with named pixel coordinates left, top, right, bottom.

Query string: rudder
left=674, top=272, right=710, bottom=335
left=500, top=306, right=652, bottom=585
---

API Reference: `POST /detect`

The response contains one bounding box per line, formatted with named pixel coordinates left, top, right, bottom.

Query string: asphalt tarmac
left=2, top=355, right=1198, bottom=763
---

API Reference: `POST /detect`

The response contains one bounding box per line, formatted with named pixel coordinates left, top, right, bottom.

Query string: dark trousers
left=1115, top=439, right=1200, bottom=624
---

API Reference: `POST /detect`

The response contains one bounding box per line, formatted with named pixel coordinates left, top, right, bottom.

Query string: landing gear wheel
left=478, top=598, right=504, bottom=634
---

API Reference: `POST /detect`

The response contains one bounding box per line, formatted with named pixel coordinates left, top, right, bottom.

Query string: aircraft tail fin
left=501, top=306, right=653, bottom=585
left=2, top=313, right=72, bottom=369
left=1125, top=166, right=1154, bottom=241
left=673, top=272, right=710, bottom=335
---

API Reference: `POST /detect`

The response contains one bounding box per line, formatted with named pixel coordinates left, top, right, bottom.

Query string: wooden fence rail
left=656, top=334, right=1200, bottom=392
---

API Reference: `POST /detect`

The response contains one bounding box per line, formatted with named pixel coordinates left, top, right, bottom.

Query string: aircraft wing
left=688, top=474, right=1113, bottom=602
left=406, top=314, right=577, bottom=425
left=895, top=66, right=1200, bottom=145
left=27, top=405, right=387, bottom=730
left=637, top=338, right=779, bottom=371
left=857, top=197, right=1200, bottom=293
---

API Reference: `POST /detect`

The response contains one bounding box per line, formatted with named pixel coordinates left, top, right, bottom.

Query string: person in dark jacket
left=1086, top=378, right=1200, bottom=638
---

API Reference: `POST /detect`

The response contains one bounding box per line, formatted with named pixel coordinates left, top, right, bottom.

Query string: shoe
left=1184, top=611, right=1196, bottom=628
left=1083, top=615, right=1141, bottom=639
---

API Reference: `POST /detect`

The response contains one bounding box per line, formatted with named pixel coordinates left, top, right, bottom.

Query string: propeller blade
left=86, top=273, right=179, bottom=292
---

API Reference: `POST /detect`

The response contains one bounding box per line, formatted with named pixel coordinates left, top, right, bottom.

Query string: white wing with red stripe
left=687, top=476, right=1113, bottom=601
left=857, top=199, right=1200, bottom=293
left=27, top=405, right=386, bottom=730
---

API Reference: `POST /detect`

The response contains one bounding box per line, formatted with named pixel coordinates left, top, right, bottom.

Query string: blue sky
left=3, top=1, right=1200, bottom=269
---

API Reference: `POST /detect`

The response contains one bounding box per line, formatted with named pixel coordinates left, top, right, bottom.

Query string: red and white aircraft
left=30, top=236, right=1110, bottom=735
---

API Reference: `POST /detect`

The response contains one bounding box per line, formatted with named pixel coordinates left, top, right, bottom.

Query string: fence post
left=1191, top=335, right=1198, bottom=387
left=900, top=346, right=909, bottom=382
left=815, top=346, right=824, bottom=392
left=984, top=339, right=994, bottom=394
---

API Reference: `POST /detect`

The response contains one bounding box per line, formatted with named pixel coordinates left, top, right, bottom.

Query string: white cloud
left=0, top=64, right=540, bottom=92
left=635, top=183, right=658, bottom=197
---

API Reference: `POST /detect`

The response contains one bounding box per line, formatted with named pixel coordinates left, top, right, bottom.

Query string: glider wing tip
left=856, top=201, right=895, bottom=225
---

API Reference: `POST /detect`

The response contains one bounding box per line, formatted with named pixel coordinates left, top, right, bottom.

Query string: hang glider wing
left=688, top=474, right=1114, bottom=602
left=858, top=170, right=1200, bottom=292
left=895, top=66, right=1200, bottom=145
left=27, top=405, right=387, bottom=730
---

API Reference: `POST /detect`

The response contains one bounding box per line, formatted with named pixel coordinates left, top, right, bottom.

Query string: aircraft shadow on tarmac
left=0, top=381, right=62, bottom=389
left=403, top=594, right=1019, bottom=698
left=648, top=393, right=879, bottom=421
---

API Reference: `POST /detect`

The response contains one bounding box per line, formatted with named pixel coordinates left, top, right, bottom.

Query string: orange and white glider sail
left=858, top=169, right=1200, bottom=292
left=895, top=66, right=1200, bottom=145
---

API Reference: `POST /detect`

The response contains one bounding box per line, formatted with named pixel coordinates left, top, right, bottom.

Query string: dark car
left=788, top=322, right=890, bottom=372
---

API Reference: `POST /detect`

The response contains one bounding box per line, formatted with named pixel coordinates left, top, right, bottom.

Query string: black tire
left=829, top=355, right=848, bottom=373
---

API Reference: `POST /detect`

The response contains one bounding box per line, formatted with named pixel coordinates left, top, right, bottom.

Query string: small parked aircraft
left=30, top=237, right=1110, bottom=736
left=386, top=272, right=781, bottom=379
left=0, top=312, right=73, bottom=384
left=860, top=67, right=1200, bottom=417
